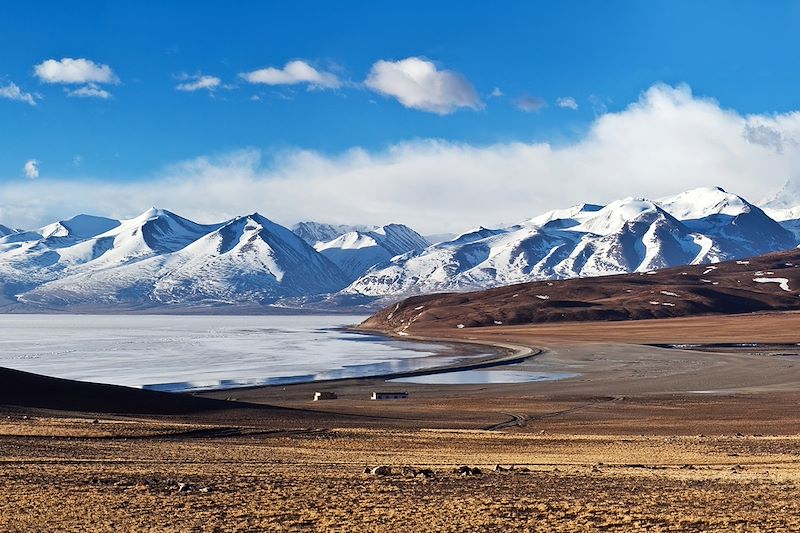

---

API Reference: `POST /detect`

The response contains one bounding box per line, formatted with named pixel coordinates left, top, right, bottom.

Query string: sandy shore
left=3, top=311, right=800, bottom=530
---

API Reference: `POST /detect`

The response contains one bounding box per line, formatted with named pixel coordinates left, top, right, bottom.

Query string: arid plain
left=3, top=311, right=800, bottom=531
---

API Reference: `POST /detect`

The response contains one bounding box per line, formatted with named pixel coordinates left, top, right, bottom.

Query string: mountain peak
left=657, top=187, right=750, bottom=220
left=39, top=214, right=120, bottom=240
left=573, top=197, right=667, bottom=235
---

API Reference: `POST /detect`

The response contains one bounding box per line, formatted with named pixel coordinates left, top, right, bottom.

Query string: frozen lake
left=0, top=314, right=475, bottom=391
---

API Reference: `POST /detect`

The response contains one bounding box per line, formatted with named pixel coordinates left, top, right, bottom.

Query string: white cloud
left=67, top=83, right=112, bottom=99
left=4, top=84, right=800, bottom=234
left=240, top=60, right=341, bottom=89
left=34, top=58, right=118, bottom=85
left=0, top=82, right=38, bottom=106
left=515, top=95, right=546, bottom=112
left=365, top=57, right=481, bottom=115
left=23, top=159, right=39, bottom=179
left=557, top=96, right=579, bottom=110
left=490, top=87, right=503, bottom=98
left=176, top=74, right=222, bottom=92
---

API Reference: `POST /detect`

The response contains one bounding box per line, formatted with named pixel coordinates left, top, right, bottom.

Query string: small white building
left=371, top=391, right=409, bottom=400
left=313, top=391, right=337, bottom=401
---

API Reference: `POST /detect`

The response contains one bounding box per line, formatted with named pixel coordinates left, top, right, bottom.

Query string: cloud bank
left=365, top=57, right=481, bottom=114
left=3, top=84, right=800, bottom=233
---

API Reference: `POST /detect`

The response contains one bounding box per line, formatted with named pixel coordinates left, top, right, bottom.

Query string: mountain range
left=0, top=185, right=799, bottom=311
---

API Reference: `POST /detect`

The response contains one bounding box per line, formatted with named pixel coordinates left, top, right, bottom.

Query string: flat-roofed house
left=313, top=391, right=337, bottom=401
left=370, top=391, right=409, bottom=400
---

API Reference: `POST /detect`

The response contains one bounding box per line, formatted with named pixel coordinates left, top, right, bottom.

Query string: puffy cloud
left=66, top=83, right=111, bottom=99
left=515, top=95, right=546, bottom=112
left=365, top=57, right=481, bottom=114
left=240, top=60, right=341, bottom=89
left=34, top=58, right=118, bottom=84
left=4, top=84, right=800, bottom=233
left=175, top=74, right=222, bottom=92
left=23, top=159, right=39, bottom=179
left=557, top=96, right=579, bottom=110
left=490, top=87, right=503, bottom=98
left=0, top=82, right=38, bottom=106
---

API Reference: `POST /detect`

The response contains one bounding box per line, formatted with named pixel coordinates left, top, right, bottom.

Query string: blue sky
left=2, top=1, right=800, bottom=230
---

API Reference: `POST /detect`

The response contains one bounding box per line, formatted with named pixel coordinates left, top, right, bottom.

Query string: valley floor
left=3, top=312, right=800, bottom=531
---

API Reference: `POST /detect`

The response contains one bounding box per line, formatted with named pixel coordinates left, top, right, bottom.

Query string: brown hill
left=360, top=249, right=800, bottom=334
left=0, top=366, right=249, bottom=415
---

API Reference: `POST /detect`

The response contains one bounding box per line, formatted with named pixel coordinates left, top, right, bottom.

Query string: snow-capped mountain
left=658, top=187, right=795, bottom=257
left=291, top=221, right=371, bottom=245
left=20, top=213, right=348, bottom=307
left=346, top=198, right=713, bottom=297
left=314, top=224, right=429, bottom=282
left=0, top=185, right=798, bottom=311
left=343, top=187, right=798, bottom=299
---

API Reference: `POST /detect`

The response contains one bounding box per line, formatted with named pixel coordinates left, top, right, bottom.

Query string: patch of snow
left=753, top=277, right=791, bottom=292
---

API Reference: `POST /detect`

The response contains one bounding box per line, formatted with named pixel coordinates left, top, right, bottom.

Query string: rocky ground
left=2, top=415, right=800, bottom=532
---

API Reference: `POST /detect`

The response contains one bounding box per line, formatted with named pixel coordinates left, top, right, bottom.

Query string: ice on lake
left=0, top=314, right=475, bottom=391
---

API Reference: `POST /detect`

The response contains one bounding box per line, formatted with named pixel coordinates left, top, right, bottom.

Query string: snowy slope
left=315, top=224, right=429, bottom=282
left=291, top=221, right=370, bottom=245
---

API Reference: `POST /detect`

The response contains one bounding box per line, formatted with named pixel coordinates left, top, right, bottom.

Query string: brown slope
left=0, top=366, right=259, bottom=415
left=360, top=249, right=800, bottom=334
